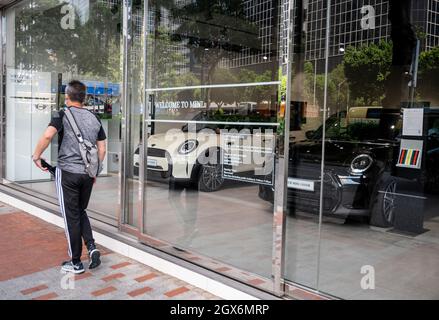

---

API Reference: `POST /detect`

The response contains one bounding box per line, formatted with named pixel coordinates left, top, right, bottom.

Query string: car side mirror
left=305, top=130, right=315, bottom=139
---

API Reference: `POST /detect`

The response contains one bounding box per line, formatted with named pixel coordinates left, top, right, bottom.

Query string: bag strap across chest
left=63, top=107, right=89, bottom=148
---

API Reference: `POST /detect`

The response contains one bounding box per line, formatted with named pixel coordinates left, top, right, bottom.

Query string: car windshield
left=309, top=112, right=385, bottom=141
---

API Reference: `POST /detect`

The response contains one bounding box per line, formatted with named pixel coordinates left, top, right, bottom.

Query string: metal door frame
left=133, top=0, right=296, bottom=297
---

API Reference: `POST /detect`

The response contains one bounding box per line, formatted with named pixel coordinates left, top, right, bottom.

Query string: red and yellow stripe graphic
left=398, top=148, right=420, bottom=166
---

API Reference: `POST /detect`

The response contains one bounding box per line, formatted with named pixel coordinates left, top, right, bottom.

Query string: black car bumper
left=259, top=172, right=370, bottom=217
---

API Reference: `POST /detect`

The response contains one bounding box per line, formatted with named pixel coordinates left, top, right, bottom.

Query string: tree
left=237, top=69, right=273, bottom=104
left=329, top=64, right=349, bottom=112
left=148, top=27, right=186, bottom=89
left=147, top=26, right=200, bottom=102
left=418, top=46, right=439, bottom=105
left=170, top=0, right=261, bottom=107
left=14, top=1, right=122, bottom=82
left=303, top=61, right=315, bottom=104
left=303, top=61, right=348, bottom=113
left=343, top=41, right=392, bottom=106
left=210, top=68, right=238, bottom=108
left=74, top=2, right=122, bottom=82
left=175, top=73, right=202, bottom=101
left=15, top=0, right=80, bottom=72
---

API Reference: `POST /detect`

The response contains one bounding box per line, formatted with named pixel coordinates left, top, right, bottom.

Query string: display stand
left=392, top=106, right=429, bottom=235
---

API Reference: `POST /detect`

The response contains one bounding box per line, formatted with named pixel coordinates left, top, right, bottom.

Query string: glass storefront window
left=137, top=0, right=284, bottom=290
left=318, top=0, right=439, bottom=299
left=281, top=0, right=439, bottom=299
left=1, top=0, right=438, bottom=300
left=3, top=0, right=123, bottom=224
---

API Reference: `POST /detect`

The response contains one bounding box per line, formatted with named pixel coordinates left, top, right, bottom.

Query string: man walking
left=32, top=80, right=107, bottom=274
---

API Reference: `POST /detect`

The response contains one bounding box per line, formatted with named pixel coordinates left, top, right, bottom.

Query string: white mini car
left=134, top=113, right=275, bottom=192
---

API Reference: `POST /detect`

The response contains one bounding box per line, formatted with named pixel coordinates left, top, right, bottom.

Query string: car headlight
left=177, top=139, right=199, bottom=154
left=350, top=154, right=373, bottom=174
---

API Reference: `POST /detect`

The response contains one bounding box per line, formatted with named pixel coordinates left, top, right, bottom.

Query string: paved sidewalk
left=0, top=201, right=219, bottom=300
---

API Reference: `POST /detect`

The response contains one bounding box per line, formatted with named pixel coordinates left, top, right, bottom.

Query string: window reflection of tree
left=169, top=0, right=263, bottom=107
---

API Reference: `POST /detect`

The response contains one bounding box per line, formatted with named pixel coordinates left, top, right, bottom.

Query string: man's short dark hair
left=66, top=80, right=86, bottom=104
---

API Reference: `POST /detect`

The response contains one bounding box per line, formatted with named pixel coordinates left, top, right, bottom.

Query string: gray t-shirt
left=49, top=106, right=106, bottom=174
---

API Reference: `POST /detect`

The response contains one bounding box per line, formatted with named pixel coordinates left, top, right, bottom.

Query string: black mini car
left=259, top=107, right=439, bottom=227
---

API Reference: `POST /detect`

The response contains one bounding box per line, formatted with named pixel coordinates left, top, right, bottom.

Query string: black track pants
left=55, top=167, right=95, bottom=264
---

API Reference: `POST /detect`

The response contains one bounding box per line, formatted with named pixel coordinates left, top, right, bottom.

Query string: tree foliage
left=304, top=62, right=348, bottom=112
left=343, top=41, right=392, bottom=105
left=171, top=0, right=260, bottom=83
left=419, top=46, right=439, bottom=104
left=14, top=0, right=122, bottom=82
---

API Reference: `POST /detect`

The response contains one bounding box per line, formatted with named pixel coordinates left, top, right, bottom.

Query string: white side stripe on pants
left=55, top=167, right=72, bottom=257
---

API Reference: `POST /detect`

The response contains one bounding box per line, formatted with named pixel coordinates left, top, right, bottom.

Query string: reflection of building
left=219, top=0, right=439, bottom=71
left=222, top=0, right=281, bottom=69
left=99, top=0, right=143, bottom=65
left=148, top=3, right=191, bottom=74
left=147, top=1, right=285, bottom=73
left=305, top=0, right=439, bottom=69
left=305, top=0, right=391, bottom=62
left=413, top=0, right=439, bottom=50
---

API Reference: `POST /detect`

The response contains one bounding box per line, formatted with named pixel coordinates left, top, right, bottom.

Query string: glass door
left=2, top=0, right=123, bottom=226
left=282, top=0, right=439, bottom=300
left=121, top=0, right=144, bottom=232
left=137, top=0, right=290, bottom=294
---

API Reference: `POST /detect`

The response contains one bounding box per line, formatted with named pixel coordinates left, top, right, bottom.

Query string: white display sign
left=287, top=178, right=315, bottom=192
left=221, top=131, right=275, bottom=186
left=6, top=68, right=54, bottom=181
left=403, top=108, right=424, bottom=136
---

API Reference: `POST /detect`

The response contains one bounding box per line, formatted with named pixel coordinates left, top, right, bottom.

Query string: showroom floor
left=17, top=174, right=439, bottom=299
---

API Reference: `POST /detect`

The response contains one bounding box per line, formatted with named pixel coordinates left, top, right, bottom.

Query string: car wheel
left=370, top=176, right=397, bottom=227
left=195, top=148, right=224, bottom=192
left=198, top=163, right=224, bottom=192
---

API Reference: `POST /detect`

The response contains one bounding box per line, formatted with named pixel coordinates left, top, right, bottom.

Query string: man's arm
left=32, top=126, right=58, bottom=171
left=97, top=140, right=106, bottom=162
left=96, top=118, right=107, bottom=163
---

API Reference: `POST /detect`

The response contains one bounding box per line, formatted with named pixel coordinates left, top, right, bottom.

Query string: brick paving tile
left=101, top=273, right=125, bottom=282
left=134, top=273, right=158, bottom=283
left=127, top=286, right=153, bottom=297
left=91, top=286, right=117, bottom=297
left=164, top=286, right=190, bottom=298
left=20, top=284, right=48, bottom=295
left=110, top=262, right=132, bottom=270
left=32, top=292, right=58, bottom=300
